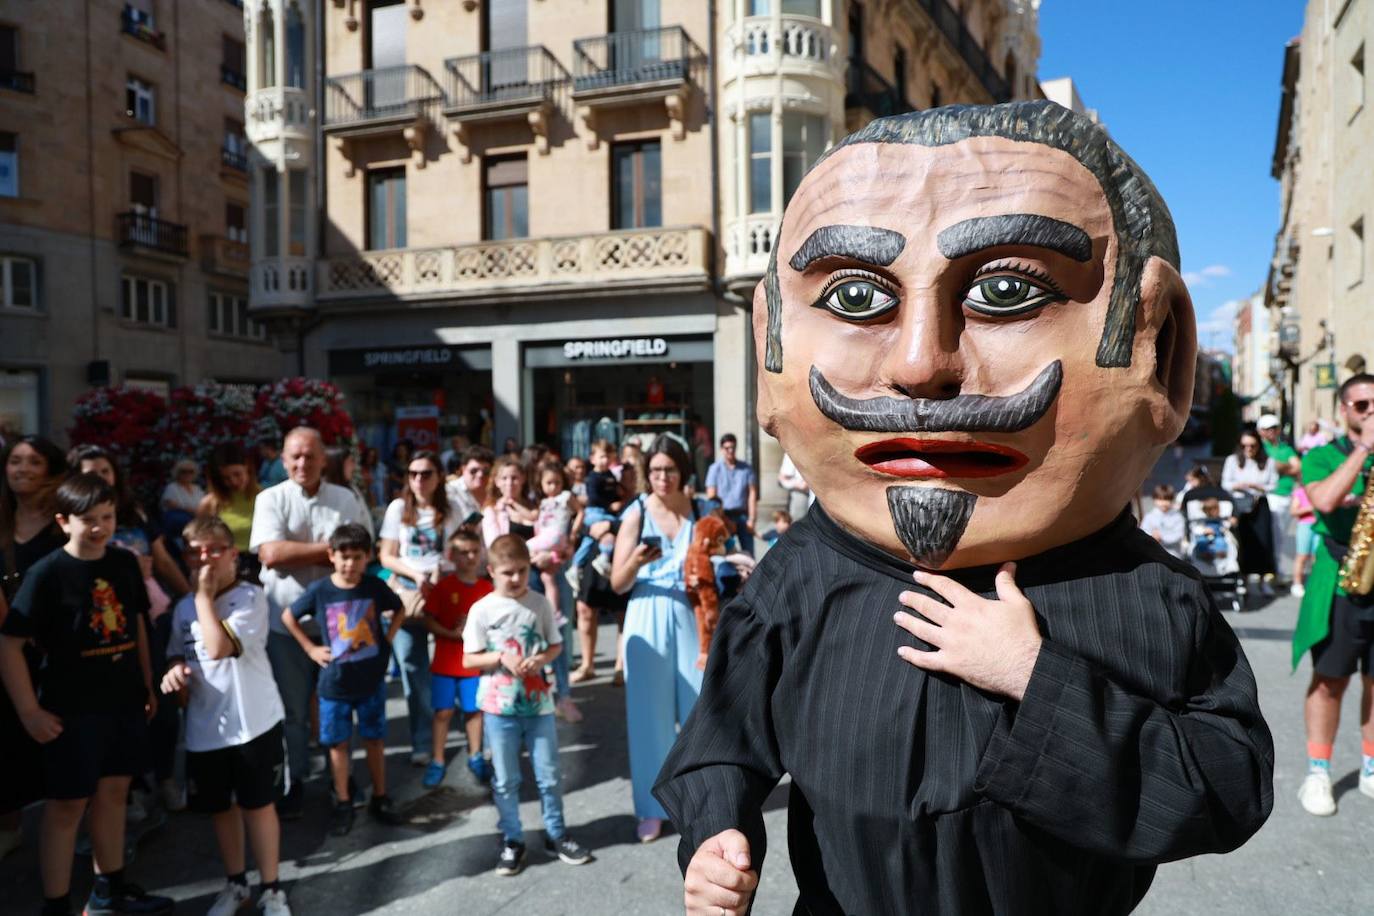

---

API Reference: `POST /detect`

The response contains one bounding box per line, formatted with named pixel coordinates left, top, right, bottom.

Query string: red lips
left=853, top=438, right=1029, bottom=479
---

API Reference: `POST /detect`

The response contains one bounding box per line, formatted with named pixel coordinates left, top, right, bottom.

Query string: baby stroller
left=1180, top=485, right=1246, bottom=612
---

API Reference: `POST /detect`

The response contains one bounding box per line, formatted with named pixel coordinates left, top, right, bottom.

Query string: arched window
left=259, top=4, right=276, bottom=89
left=286, top=4, right=305, bottom=89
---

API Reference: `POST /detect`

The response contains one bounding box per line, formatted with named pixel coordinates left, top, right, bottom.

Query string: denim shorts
left=318, top=682, right=388, bottom=746
left=431, top=674, right=480, bottom=714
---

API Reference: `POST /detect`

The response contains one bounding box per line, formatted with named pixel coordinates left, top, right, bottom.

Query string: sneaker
left=635, top=817, right=663, bottom=844
left=1298, top=771, right=1336, bottom=816
left=276, top=784, right=305, bottom=822
left=422, top=760, right=448, bottom=789
left=409, top=751, right=432, bottom=767
left=158, top=778, right=186, bottom=813
left=83, top=882, right=174, bottom=915
left=544, top=834, right=592, bottom=865
left=126, top=790, right=149, bottom=823
left=1361, top=767, right=1374, bottom=800
left=206, top=880, right=252, bottom=916
left=368, top=794, right=403, bottom=826
left=564, top=565, right=581, bottom=592
left=495, top=841, right=526, bottom=876
left=467, top=753, right=493, bottom=785
left=556, top=696, right=583, bottom=723
left=329, top=800, right=354, bottom=837
left=257, top=889, right=291, bottom=916
left=591, top=554, right=611, bottom=577
left=1290, top=582, right=1305, bottom=598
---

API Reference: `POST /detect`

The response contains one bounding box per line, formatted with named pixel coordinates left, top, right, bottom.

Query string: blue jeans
left=724, top=508, right=754, bottom=554
left=266, top=630, right=319, bottom=788
left=572, top=506, right=616, bottom=568
left=484, top=713, right=565, bottom=843
left=391, top=623, right=433, bottom=755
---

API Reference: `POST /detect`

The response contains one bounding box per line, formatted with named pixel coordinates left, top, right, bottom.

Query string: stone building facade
left=0, top=0, right=288, bottom=441
left=245, top=0, right=1043, bottom=488
left=1268, top=0, right=1373, bottom=430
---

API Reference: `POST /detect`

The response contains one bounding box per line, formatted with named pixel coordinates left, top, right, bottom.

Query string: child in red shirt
left=422, top=526, right=494, bottom=788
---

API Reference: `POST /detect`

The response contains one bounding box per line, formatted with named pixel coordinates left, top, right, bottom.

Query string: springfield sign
left=563, top=337, right=669, bottom=361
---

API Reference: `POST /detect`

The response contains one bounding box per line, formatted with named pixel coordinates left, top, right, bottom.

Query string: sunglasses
left=187, top=545, right=232, bottom=560
left=1346, top=399, right=1373, bottom=414
left=408, top=469, right=435, bottom=479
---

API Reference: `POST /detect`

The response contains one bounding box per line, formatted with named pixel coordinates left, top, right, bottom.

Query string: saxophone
left=1339, top=473, right=1374, bottom=596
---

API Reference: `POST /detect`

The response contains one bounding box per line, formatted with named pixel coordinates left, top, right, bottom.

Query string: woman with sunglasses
left=378, top=450, right=455, bottom=766
left=609, top=435, right=713, bottom=844
left=1222, top=427, right=1280, bottom=597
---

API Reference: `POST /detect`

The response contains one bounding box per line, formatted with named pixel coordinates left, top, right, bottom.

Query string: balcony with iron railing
left=572, top=26, right=692, bottom=97
left=844, top=59, right=908, bottom=119
left=117, top=212, right=188, bottom=259
left=443, top=46, right=567, bottom=159
left=912, top=0, right=1011, bottom=102
left=318, top=225, right=710, bottom=303
left=0, top=70, right=35, bottom=93
left=221, top=65, right=247, bottom=92
left=201, top=235, right=250, bottom=278
left=120, top=6, right=165, bottom=50
left=221, top=145, right=248, bottom=172
left=324, top=65, right=444, bottom=132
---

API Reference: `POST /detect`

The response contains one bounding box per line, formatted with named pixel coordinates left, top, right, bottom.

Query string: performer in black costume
left=654, top=102, right=1274, bottom=915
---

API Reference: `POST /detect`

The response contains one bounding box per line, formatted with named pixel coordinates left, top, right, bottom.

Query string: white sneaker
left=591, top=554, right=612, bottom=577
left=126, top=789, right=149, bottom=823
left=1298, top=771, right=1337, bottom=816
left=410, top=751, right=432, bottom=767
left=1360, top=768, right=1374, bottom=800
left=207, top=879, right=252, bottom=916
left=1290, top=582, right=1305, bottom=598
left=258, top=888, right=291, bottom=916
left=159, top=778, right=186, bottom=812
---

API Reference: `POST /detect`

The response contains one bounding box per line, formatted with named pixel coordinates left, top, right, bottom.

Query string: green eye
left=964, top=275, right=1062, bottom=316
left=818, top=279, right=899, bottom=320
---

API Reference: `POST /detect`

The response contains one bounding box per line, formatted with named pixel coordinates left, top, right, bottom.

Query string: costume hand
left=20, top=706, right=62, bottom=744
left=684, top=828, right=758, bottom=916
left=161, top=663, right=192, bottom=695
left=308, top=645, right=333, bottom=667
left=894, top=563, right=1043, bottom=702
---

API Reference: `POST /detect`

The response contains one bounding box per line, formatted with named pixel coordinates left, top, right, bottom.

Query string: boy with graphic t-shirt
left=162, top=517, right=290, bottom=916
left=462, top=535, right=591, bottom=876
left=282, top=524, right=404, bottom=837
left=422, top=526, right=494, bottom=788
left=0, top=473, right=173, bottom=916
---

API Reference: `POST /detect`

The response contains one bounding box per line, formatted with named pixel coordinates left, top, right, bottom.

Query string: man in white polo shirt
left=251, top=426, right=371, bottom=819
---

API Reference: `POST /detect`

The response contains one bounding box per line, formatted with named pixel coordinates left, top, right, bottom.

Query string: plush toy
left=684, top=514, right=729, bottom=670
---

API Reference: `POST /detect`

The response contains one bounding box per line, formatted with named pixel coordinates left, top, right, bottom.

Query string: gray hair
left=763, top=100, right=1179, bottom=372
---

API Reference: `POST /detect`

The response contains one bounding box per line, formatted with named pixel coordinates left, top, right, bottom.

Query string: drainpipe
left=311, top=0, right=326, bottom=378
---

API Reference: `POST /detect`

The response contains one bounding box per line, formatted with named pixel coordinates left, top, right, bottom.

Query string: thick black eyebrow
left=936, top=213, right=1092, bottom=262
left=787, top=225, right=906, bottom=271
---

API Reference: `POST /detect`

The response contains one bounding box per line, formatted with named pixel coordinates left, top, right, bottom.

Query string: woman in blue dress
left=610, top=435, right=709, bottom=844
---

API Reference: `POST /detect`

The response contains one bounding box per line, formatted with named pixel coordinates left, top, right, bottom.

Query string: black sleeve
left=975, top=577, right=1274, bottom=863
left=653, top=591, right=784, bottom=877
left=373, top=578, right=404, bottom=613
left=0, top=558, right=47, bottom=638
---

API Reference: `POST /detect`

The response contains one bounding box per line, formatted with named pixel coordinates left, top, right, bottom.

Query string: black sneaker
left=328, top=800, right=354, bottom=837
left=543, top=834, right=592, bottom=865
left=83, top=882, right=174, bottom=915
left=367, top=794, right=402, bottom=826
left=276, top=783, right=304, bottom=821
left=495, top=841, right=526, bottom=876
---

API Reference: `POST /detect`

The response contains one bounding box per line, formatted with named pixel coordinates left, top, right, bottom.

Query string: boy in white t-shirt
left=162, top=517, right=290, bottom=916
left=462, top=535, right=592, bottom=876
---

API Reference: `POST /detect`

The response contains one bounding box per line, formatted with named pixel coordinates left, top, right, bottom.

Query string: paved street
left=3, top=597, right=1371, bottom=914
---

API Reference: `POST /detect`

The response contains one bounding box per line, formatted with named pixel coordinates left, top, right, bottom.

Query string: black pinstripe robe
left=655, top=505, right=1274, bottom=915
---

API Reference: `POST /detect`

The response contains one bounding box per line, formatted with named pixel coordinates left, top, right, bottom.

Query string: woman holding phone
left=610, top=435, right=712, bottom=844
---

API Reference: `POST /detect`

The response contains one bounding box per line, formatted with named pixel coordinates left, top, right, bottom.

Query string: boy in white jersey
left=162, top=517, right=290, bottom=916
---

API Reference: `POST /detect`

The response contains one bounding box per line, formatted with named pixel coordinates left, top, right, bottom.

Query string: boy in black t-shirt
left=0, top=473, right=173, bottom=916
left=282, top=523, right=404, bottom=837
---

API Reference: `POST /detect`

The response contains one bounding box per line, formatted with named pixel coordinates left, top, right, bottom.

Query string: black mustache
left=808, top=361, right=1062, bottom=433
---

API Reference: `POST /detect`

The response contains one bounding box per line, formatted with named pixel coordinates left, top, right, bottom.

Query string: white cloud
left=1195, top=298, right=1243, bottom=352
left=1181, top=264, right=1232, bottom=288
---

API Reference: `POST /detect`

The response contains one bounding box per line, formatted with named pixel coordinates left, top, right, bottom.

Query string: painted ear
left=752, top=277, right=779, bottom=438
left=1136, top=256, right=1197, bottom=445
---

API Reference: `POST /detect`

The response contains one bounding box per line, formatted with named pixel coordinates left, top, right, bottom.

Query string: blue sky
left=1037, top=1, right=1307, bottom=353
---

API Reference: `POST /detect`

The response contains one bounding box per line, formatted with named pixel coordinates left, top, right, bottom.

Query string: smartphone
left=463, top=511, right=483, bottom=527
left=640, top=535, right=662, bottom=553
